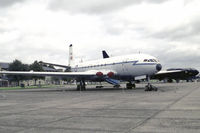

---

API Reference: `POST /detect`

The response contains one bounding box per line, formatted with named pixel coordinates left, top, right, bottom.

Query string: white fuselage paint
left=71, top=54, right=160, bottom=77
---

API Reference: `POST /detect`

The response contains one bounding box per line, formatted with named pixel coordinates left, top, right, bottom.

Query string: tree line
left=8, top=60, right=45, bottom=86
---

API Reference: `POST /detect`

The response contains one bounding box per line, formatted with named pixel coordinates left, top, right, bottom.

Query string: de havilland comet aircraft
left=1, top=44, right=171, bottom=91
left=102, top=51, right=199, bottom=83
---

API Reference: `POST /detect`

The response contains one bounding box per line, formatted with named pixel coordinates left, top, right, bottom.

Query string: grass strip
left=0, top=85, right=65, bottom=90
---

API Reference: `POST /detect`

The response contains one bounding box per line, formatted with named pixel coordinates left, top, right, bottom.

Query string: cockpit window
left=145, top=59, right=158, bottom=62
left=153, top=59, right=157, bottom=62
left=149, top=59, right=154, bottom=62
left=144, top=59, right=148, bottom=62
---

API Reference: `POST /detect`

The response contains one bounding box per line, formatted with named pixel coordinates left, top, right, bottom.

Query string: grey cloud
left=152, top=19, right=200, bottom=42
left=0, top=28, right=6, bottom=33
left=143, top=45, right=200, bottom=70
left=184, top=0, right=196, bottom=5
left=0, top=0, right=25, bottom=8
left=160, top=52, right=200, bottom=70
left=48, top=0, right=168, bottom=14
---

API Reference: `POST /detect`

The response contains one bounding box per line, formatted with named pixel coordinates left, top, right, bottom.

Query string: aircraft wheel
left=132, top=84, right=136, bottom=88
left=81, top=85, right=86, bottom=91
left=96, top=86, right=103, bottom=88
left=145, top=84, right=152, bottom=91
left=77, top=85, right=86, bottom=91
left=126, top=83, right=132, bottom=89
left=145, top=85, right=150, bottom=91
left=145, top=84, right=157, bottom=91
left=77, top=85, right=80, bottom=91
left=154, top=87, right=158, bottom=91
left=167, top=79, right=173, bottom=83
left=114, top=85, right=120, bottom=88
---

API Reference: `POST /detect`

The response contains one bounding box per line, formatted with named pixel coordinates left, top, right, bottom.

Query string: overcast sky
left=0, top=0, right=200, bottom=70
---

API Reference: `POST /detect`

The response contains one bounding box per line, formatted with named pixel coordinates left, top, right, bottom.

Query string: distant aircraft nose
left=156, top=64, right=162, bottom=71
left=194, top=69, right=199, bottom=75
left=189, top=68, right=199, bottom=76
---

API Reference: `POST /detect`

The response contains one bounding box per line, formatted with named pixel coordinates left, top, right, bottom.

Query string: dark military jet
left=152, top=68, right=199, bottom=83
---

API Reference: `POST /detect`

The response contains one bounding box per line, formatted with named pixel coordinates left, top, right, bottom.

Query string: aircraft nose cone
left=156, top=64, right=162, bottom=71
left=195, top=70, right=199, bottom=75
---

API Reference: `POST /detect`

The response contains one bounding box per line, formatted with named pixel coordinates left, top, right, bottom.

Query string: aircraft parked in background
left=152, top=68, right=199, bottom=83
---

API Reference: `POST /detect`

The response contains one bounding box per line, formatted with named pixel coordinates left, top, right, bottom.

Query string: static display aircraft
left=102, top=51, right=199, bottom=83
left=0, top=44, right=187, bottom=91
left=152, top=68, right=199, bottom=83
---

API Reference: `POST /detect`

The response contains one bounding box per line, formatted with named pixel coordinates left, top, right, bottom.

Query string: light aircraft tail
left=68, top=44, right=74, bottom=67
left=102, top=50, right=109, bottom=59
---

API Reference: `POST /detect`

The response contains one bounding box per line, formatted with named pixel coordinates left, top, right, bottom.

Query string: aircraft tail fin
left=102, top=50, right=109, bottom=59
left=68, top=44, right=74, bottom=67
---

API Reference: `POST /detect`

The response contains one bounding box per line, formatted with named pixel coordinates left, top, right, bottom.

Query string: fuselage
left=71, top=53, right=162, bottom=80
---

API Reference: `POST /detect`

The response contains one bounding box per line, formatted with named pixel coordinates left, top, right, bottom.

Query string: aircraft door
left=121, top=59, right=129, bottom=74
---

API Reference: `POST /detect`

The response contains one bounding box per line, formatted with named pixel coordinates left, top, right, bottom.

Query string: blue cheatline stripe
left=106, top=79, right=116, bottom=85
left=106, top=79, right=115, bottom=85
left=133, top=63, right=157, bottom=66
left=105, top=78, right=120, bottom=85
left=132, top=61, right=138, bottom=65
left=74, top=61, right=157, bottom=70
left=75, top=60, right=139, bottom=69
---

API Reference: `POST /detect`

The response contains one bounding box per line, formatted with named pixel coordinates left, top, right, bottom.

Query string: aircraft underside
left=75, top=75, right=157, bottom=91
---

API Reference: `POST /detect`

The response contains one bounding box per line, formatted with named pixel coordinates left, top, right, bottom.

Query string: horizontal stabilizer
left=39, top=61, right=70, bottom=69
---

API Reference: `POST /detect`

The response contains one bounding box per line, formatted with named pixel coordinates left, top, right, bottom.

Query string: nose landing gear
left=145, top=83, right=157, bottom=91
left=145, top=76, right=157, bottom=91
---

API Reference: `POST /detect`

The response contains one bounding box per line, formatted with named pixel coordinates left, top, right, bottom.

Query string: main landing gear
left=77, top=79, right=86, bottom=91
left=114, top=84, right=120, bottom=88
left=145, top=76, right=157, bottom=91
left=126, top=82, right=136, bottom=89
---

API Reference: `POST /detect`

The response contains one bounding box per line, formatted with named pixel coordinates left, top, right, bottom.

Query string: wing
left=152, top=70, right=187, bottom=80
left=0, top=70, right=116, bottom=78
left=155, top=70, right=182, bottom=75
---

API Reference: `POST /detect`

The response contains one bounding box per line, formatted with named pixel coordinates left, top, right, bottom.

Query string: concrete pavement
left=0, top=82, right=200, bottom=133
